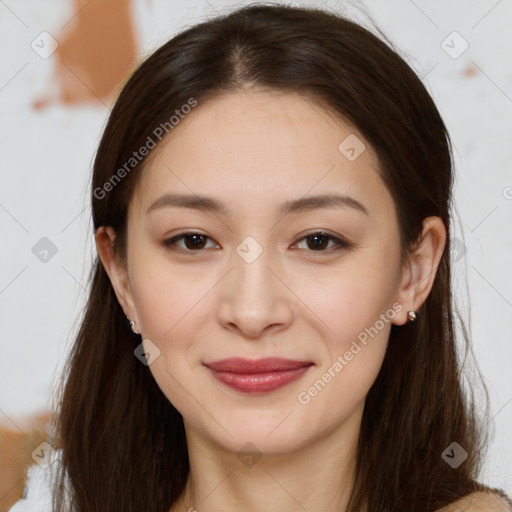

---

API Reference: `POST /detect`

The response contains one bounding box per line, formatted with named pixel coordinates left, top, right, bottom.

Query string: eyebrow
left=146, top=192, right=369, bottom=217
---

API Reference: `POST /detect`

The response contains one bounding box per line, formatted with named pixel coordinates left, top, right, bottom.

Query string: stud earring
left=407, top=310, right=417, bottom=322
left=126, top=315, right=140, bottom=335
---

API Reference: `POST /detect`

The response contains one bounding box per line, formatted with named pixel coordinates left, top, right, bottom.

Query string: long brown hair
left=50, top=3, right=503, bottom=511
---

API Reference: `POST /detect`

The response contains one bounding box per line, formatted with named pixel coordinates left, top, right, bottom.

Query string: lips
left=203, top=357, right=313, bottom=393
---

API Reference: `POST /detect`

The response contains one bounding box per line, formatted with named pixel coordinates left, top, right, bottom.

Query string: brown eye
left=294, top=232, right=351, bottom=252
left=305, top=233, right=330, bottom=250
left=162, top=230, right=351, bottom=255
left=163, top=232, right=218, bottom=252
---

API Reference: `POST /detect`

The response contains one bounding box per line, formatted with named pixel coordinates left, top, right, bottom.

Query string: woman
left=10, top=3, right=512, bottom=511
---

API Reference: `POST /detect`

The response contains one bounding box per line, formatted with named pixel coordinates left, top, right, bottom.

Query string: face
left=102, top=89, right=420, bottom=455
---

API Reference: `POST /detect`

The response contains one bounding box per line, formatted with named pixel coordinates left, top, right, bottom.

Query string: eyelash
left=162, top=231, right=352, bottom=256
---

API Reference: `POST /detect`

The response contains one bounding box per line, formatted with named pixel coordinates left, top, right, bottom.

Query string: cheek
left=295, top=272, right=394, bottom=424
left=294, top=248, right=400, bottom=399
left=128, top=257, right=212, bottom=410
left=129, top=247, right=215, bottom=339
left=302, top=260, right=398, bottom=347
left=306, top=278, right=393, bottom=388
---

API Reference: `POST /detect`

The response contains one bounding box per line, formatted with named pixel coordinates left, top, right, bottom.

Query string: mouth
left=203, top=357, right=314, bottom=394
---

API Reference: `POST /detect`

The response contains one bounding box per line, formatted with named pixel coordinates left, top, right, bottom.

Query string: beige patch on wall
left=0, top=412, right=54, bottom=510
left=34, top=0, right=139, bottom=109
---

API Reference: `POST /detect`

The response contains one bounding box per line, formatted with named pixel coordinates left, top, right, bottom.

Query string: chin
left=189, top=408, right=321, bottom=456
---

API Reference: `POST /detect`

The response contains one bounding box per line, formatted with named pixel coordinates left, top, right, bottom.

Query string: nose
left=216, top=249, right=294, bottom=339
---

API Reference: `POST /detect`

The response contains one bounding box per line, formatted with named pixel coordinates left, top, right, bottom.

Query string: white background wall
left=1, top=0, right=511, bottom=494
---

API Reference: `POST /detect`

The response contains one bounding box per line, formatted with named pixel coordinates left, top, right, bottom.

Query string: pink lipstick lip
left=203, top=357, right=313, bottom=373
left=203, top=357, right=314, bottom=393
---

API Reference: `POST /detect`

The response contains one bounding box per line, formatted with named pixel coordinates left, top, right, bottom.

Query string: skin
left=438, top=492, right=512, bottom=512
left=96, top=88, right=447, bottom=512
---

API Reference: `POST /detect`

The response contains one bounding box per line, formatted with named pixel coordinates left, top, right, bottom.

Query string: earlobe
left=393, top=216, right=447, bottom=325
left=95, top=226, right=138, bottom=324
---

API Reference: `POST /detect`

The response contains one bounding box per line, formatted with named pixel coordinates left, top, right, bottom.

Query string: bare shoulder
left=437, top=491, right=512, bottom=512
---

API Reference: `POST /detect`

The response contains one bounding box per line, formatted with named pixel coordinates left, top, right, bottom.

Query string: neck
left=171, top=401, right=364, bottom=512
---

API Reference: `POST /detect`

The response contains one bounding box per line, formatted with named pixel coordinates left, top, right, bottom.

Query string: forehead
left=131, top=89, right=395, bottom=222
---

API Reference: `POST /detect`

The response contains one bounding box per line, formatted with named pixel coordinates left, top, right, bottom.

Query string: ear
left=95, top=226, right=139, bottom=325
left=392, top=216, right=447, bottom=326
